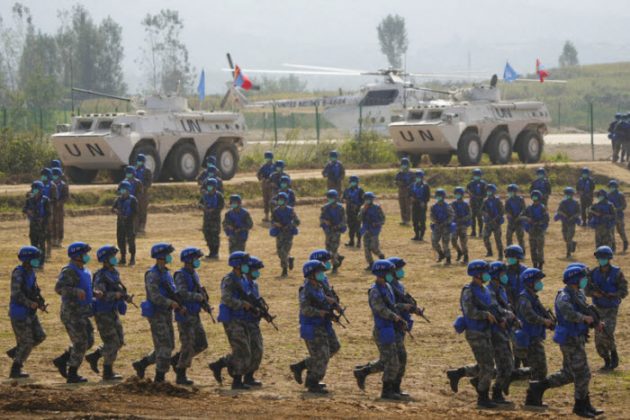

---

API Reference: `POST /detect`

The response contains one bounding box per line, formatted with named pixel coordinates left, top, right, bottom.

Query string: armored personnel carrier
left=389, top=76, right=551, bottom=166
left=51, top=93, right=246, bottom=183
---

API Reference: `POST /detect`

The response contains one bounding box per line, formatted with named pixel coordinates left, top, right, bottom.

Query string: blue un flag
left=503, top=62, right=520, bottom=83
left=197, top=69, right=206, bottom=102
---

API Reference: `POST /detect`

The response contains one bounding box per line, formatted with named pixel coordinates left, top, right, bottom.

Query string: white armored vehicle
left=389, top=76, right=551, bottom=166
left=51, top=93, right=246, bottom=183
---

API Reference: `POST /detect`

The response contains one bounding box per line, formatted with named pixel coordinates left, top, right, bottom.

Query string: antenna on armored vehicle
left=71, top=87, right=132, bottom=103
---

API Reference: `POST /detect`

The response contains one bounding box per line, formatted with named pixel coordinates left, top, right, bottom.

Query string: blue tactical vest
left=258, top=162, right=274, bottom=179
left=243, top=279, right=261, bottom=324
left=9, top=266, right=37, bottom=320
left=505, top=196, right=525, bottom=218
left=589, top=200, right=616, bottom=228
left=92, top=268, right=127, bottom=314
left=140, top=266, right=174, bottom=318
left=218, top=272, right=250, bottom=323
left=525, top=203, right=548, bottom=230
left=270, top=206, right=298, bottom=236
left=299, top=280, right=333, bottom=340
left=460, top=283, right=491, bottom=332
left=27, top=196, right=48, bottom=221
left=577, top=177, right=594, bottom=195
left=556, top=198, right=580, bottom=224
left=61, top=263, right=93, bottom=307
left=115, top=195, right=135, bottom=218
left=467, top=180, right=487, bottom=199
left=553, top=288, right=589, bottom=345
left=277, top=188, right=296, bottom=207
left=343, top=186, right=363, bottom=207
left=360, top=204, right=383, bottom=235
left=506, top=264, right=527, bottom=305
left=392, top=281, right=413, bottom=334
left=516, top=289, right=546, bottom=346
left=483, top=197, right=503, bottom=223
left=224, top=208, right=250, bottom=240
left=608, top=191, right=625, bottom=219
left=410, top=182, right=430, bottom=202
left=323, top=161, right=343, bottom=180
left=136, top=166, right=149, bottom=183
left=531, top=178, right=550, bottom=195
left=42, top=181, right=54, bottom=200
left=370, top=283, right=397, bottom=345
left=395, top=171, right=414, bottom=188
left=321, top=202, right=346, bottom=233
left=591, top=266, right=622, bottom=308
left=202, top=192, right=221, bottom=209
left=55, top=180, right=67, bottom=200
left=431, top=202, right=450, bottom=223
left=174, top=268, right=202, bottom=322
left=451, top=200, right=471, bottom=226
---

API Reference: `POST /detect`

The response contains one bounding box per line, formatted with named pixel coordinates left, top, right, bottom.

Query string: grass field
left=0, top=177, right=629, bottom=418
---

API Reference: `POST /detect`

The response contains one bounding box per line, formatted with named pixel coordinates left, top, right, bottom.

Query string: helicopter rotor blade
left=220, top=68, right=360, bottom=76
left=283, top=63, right=369, bottom=74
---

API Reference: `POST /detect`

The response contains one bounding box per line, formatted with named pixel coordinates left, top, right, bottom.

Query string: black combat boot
left=132, top=356, right=151, bottom=379
left=290, top=360, right=306, bottom=384
left=624, top=241, right=629, bottom=253
left=445, top=256, right=452, bottom=266
left=599, top=356, right=612, bottom=372
left=154, top=370, right=166, bottom=383
left=378, top=253, right=385, bottom=260
left=85, top=348, right=101, bottom=374
left=231, top=375, right=250, bottom=390
left=119, top=254, right=127, bottom=265
left=66, top=366, right=88, bottom=384
left=6, top=346, right=17, bottom=359
left=381, top=381, right=401, bottom=400
left=456, top=249, right=463, bottom=261
left=446, top=367, right=465, bottom=392
left=353, top=365, right=370, bottom=390
left=176, top=368, right=194, bottom=385
left=411, top=231, right=421, bottom=241
left=611, top=350, right=619, bottom=369
left=345, top=239, right=355, bottom=247
left=485, top=248, right=493, bottom=257
left=476, top=388, right=497, bottom=409
left=208, top=357, right=227, bottom=384
left=129, top=254, right=136, bottom=266
left=584, top=394, right=604, bottom=416
left=244, top=372, right=262, bottom=387
left=337, top=255, right=345, bottom=267
left=281, top=267, right=288, bottom=277
left=572, top=241, right=577, bottom=252
left=306, top=377, right=328, bottom=394
left=288, top=257, right=295, bottom=271
left=53, top=349, right=71, bottom=378
left=103, top=364, right=122, bottom=381
left=331, top=266, right=338, bottom=275
left=9, top=362, right=29, bottom=379
left=505, top=367, right=530, bottom=395
left=463, top=253, right=469, bottom=263
left=492, top=385, right=512, bottom=405
left=573, top=398, right=595, bottom=418
left=170, top=352, right=180, bottom=370
left=436, top=251, right=445, bottom=263
left=498, top=248, right=504, bottom=260
left=357, top=237, right=362, bottom=248
left=525, top=379, right=549, bottom=407
left=393, top=379, right=410, bottom=398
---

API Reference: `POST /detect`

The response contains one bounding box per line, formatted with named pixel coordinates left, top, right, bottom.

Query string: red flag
left=536, top=59, right=549, bottom=83
left=233, top=65, right=252, bottom=90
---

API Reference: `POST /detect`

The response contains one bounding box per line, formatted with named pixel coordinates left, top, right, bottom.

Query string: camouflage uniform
left=92, top=268, right=126, bottom=366
left=466, top=179, right=487, bottom=236
left=556, top=197, right=581, bottom=257
left=41, top=181, right=58, bottom=258
left=524, top=203, right=549, bottom=269
left=112, top=194, right=138, bottom=261
left=589, top=199, right=616, bottom=250
left=487, top=282, right=515, bottom=393
left=218, top=272, right=253, bottom=376
left=585, top=265, right=628, bottom=363
left=55, top=264, right=95, bottom=369
left=517, top=288, right=549, bottom=380
left=395, top=169, right=414, bottom=224
left=410, top=181, right=431, bottom=240
left=257, top=162, right=275, bottom=220
left=430, top=200, right=454, bottom=260
left=271, top=206, right=300, bottom=270
left=608, top=189, right=628, bottom=249
left=52, top=178, right=69, bottom=246
left=359, top=203, right=386, bottom=267
left=342, top=185, right=365, bottom=246
left=482, top=196, right=504, bottom=258
left=199, top=191, right=225, bottom=257
left=576, top=176, right=595, bottom=225
left=504, top=195, right=526, bottom=252
left=322, top=160, right=345, bottom=193
left=269, top=170, right=288, bottom=199
left=174, top=268, right=208, bottom=369
left=9, top=266, right=47, bottom=365
left=320, top=201, right=347, bottom=269
left=223, top=207, right=254, bottom=253
left=530, top=177, right=552, bottom=208
left=135, top=166, right=152, bottom=233
left=23, top=194, right=51, bottom=265
left=451, top=199, right=471, bottom=259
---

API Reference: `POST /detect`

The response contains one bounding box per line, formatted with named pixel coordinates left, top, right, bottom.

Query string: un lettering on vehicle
left=64, top=143, right=105, bottom=157
left=399, top=129, right=435, bottom=142
left=180, top=119, right=202, bottom=133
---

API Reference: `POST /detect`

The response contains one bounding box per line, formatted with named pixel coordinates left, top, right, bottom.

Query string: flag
left=233, top=65, right=252, bottom=90
left=536, top=59, right=549, bottom=83
left=197, top=69, right=206, bottom=102
left=503, top=61, right=520, bottom=83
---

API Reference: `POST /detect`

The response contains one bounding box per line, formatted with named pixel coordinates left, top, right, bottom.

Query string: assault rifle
left=307, top=291, right=347, bottom=329
left=26, top=283, right=48, bottom=313
left=235, top=281, right=278, bottom=330
left=199, top=286, right=216, bottom=323
left=544, top=308, right=557, bottom=330
left=117, top=280, right=138, bottom=309
left=391, top=286, right=430, bottom=324
left=324, top=286, right=350, bottom=325
left=161, top=280, right=187, bottom=315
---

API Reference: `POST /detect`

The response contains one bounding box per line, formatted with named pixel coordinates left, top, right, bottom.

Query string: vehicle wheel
left=67, top=166, right=98, bottom=184
left=168, top=143, right=200, bottom=181
left=429, top=154, right=452, bottom=166
left=130, top=143, right=161, bottom=181
left=213, top=142, right=239, bottom=180
left=488, top=131, right=513, bottom=164
left=517, top=130, right=543, bottom=163
left=409, top=154, right=422, bottom=167
left=457, top=132, right=482, bottom=166
left=108, top=169, right=125, bottom=183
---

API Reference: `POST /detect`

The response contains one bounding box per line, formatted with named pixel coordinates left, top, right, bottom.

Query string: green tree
left=559, top=40, right=579, bottom=68
left=141, top=9, right=194, bottom=94
left=377, top=14, right=408, bottom=69
left=0, top=3, right=32, bottom=95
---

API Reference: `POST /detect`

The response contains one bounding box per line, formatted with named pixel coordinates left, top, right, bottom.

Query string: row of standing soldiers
left=608, top=112, right=630, bottom=165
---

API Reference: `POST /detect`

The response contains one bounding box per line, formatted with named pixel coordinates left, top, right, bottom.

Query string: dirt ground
left=0, top=175, right=629, bottom=418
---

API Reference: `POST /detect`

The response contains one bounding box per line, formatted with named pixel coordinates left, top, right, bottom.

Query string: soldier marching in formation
left=482, top=184, right=504, bottom=260
left=409, top=170, right=430, bottom=241
left=467, top=168, right=487, bottom=237
left=319, top=189, right=347, bottom=274
left=51, top=165, right=69, bottom=248
left=359, top=192, right=386, bottom=270
left=523, top=190, right=550, bottom=270
left=451, top=186, right=471, bottom=263
left=504, top=184, right=526, bottom=254
left=199, top=178, right=225, bottom=259
left=607, top=179, right=628, bottom=252
left=223, top=194, right=254, bottom=253
left=395, top=157, right=414, bottom=226
left=322, top=150, right=345, bottom=194
left=577, top=167, right=595, bottom=227
left=342, top=175, right=364, bottom=248
left=257, top=151, right=275, bottom=222
left=23, top=181, right=51, bottom=268
left=430, top=188, right=454, bottom=265
left=555, top=187, right=581, bottom=259
left=270, top=192, right=300, bottom=277
left=112, top=181, right=138, bottom=266
left=134, top=154, right=152, bottom=234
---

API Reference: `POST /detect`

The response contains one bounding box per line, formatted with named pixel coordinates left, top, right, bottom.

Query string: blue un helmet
left=435, top=188, right=446, bottom=199
left=249, top=256, right=264, bottom=270
left=52, top=167, right=62, bottom=179
left=280, top=175, right=291, bottom=186
left=50, top=159, right=62, bottom=169
left=371, top=259, right=395, bottom=278
left=303, top=259, right=327, bottom=278
left=563, top=264, right=587, bottom=285
left=181, top=247, right=203, bottom=263
left=594, top=245, right=613, bottom=260
left=400, top=157, right=410, bottom=167
left=125, top=165, right=136, bottom=176
left=97, top=245, right=119, bottom=265
left=310, top=249, right=332, bottom=270
left=563, top=186, right=576, bottom=195
left=228, top=251, right=250, bottom=268
left=151, top=242, right=174, bottom=259
left=206, top=164, right=217, bottom=176
left=596, top=189, right=608, bottom=199
left=486, top=184, right=497, bottom=194
left=488, top=261, right=507, bottom=278
left=31, top=180, right=44, bottom=193
left=581, top=167, right=590, bottom=175
left=454, top=186, right=465, bottom=196
left=277, top=191, right=289, bottom=204
left=608, top=179, right=619, bottom=189
left=326, top=189, right=338, bottom=199
left=349, top=175, right=359, bottom=183
left=467, top=259, right=489, bottom=277
left=329, top=150, right=338, bottom=159
left=229, top=194, right=242, bottom=203
left=40, top=167, right=52, bottom=180
left=536, top=167, right=546, bottom=175
left=505, top=244, right=525, bottom=260
left=615, top=112, right=623, bottom=120
left=264, top=150, right=273, bottom=160
left=472, top=168, right=482, bottom=177
left=136, top=153, right=146, bottom=163
left=364, top=192, right=375, bottom=202
left=275, top=160, right=285, bottom=170
left=118, top=180, right=132, bottom=194
left=531, top=189, right=543, bottom=201
left=205, top=155, right=217, bottom=167
left=521, top=268, right=545, bottom=291
left=388, top=257, right=407, bottom=279
left=68, top=242, right=91, bottom=260
left=205, top=178, right=218, bottom=190
left=507, top=184, right=519, bottom=193
left=415, top=169, right=425, bottom=179
left=18, top=246, right=42, bottom=263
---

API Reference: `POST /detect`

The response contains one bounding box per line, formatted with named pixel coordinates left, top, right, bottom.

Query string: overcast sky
left=3, top=0, right=630, bottom=93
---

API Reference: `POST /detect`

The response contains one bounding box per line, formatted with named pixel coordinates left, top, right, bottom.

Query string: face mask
left=41, top=176, right=48, bottom=182
left=598, top=196, right=605, bottom=203
left=252, top=270, right=261, bottom=279
left=207, top=163, right=214, bottom=168
left=598, top=258, right=609, bottom=267
left=265, top=158, right=272, bottom=163
left=109, top=256, right=119, bottom=266
left=208, top=172, right=216, bottom=177
left=564, top=195, right=570, bottom=201
left=473, top=176, right=481, bottom=181
left=610, top=188, right=617, bottom=193
left=500, top=274, right=509, bottom=285
left=30, top=258, right=41, bottom=268
left=230, top=203, right=238, bottom=209
left=507, top=257, right=518, bottom=266
left=315, top=271, right=326, bottom=282
left=416, top=178, right=422, bottom=183
left=327, top=198, right=335, bottom=204
left=436, top=196, right=443, bottom=202
left=350, top=182, right=357, bottom=187
left=538, top=174, right=544, bottom=179
left=534, top=280, right=544, bottom=291
left=241, top=264, right=250, bottom=274
left=486, top=192, right=493, bottom=197
left=207, top=186, right=214, bottom=192
left=119, top=189, right=128, bottom=196
left=280, top=183, right=288, bottom=189
left=126, top=173, right=133, bottom=179
left=582, top=174, right=588, bottom=178
left=276, top=167, right=282, bottom=172
left=137, top=161, right=144, bottom=166
left=396, top=268, right=405, bottom=279
left=579, top=277, right=588, bottom=289
left=278, top=199, right=286, bottom=206
left=324, top=261, right=332, bottom=270
left=192, top=259, right=201, bottom=269
left=401, top=165, right=408, bottom=171
left=532, top=196, right=539, bottom=202
left=82, top=254, right=91, bottom=264
left=53, top=175, right=59, bottom=181
left=32, top=189, right=40, bottom=196
left=508, top=192, right=514, bottom=198
left=165, top=254, right=173, bottom=264
left=366, top=199, right=373, bottom=205
left=330, top=157, right=337, bottom=162
left=455, top=194, right=462, bottom=200
left=385, top=273, right=394, bottom=283
left=482, top=273, right=491, bottom=283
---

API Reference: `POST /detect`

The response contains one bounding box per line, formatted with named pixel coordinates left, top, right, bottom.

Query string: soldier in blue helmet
left=257, top=151, right=275, bottom=222
left=395, top=157, right=414, bottom=225
left=322, top=150, right=345, bottom=193
left=23, top=181, right=51, bottom=267
left=409, top=169, right=431, bottom=241
left=40, top=167, right=58, bottom=255
left=451, top=186, right=471, bottom=263
left=504, top=184, right=526, bottom=254
left=359, top=192, right=386, bottom=270
left=54, top=242, right=97, bottom=383
left=530, top=167, right=552, bottom=207
left=608, top=113, right=623, bottom=163
left=270, top=191, right=300, bottom=277
left=320, top=189, right=347, bottom=274
left=607, top=179, right=628, bottom=252
left=272, top=174, right=296, bottom=208
left=197, top=155, right=224, bottom=186
left=467, top=168, right=487, bottom=237
left=576, top=167, right=595, bottom=226
left=121, top=165, right=144, bottom=200
left=342, top=175, right=365, bottom=248
left=523, top=190, right=550, bottom=270
left=199, top=177, right=225, bottom=259
left=7, top=246, right=47, bottom=379
left=589, top=189, right=616, bottom=250
left=482, top=184, right=505, bottom=260
left=430, top=188, right=454, bottom=265
left=134, top=153, right=153, bottom=234
left=555, top=187, right=581, bottom=259
left=223, top=194, right=254, bottom=253
left=51, top=167, right=69, bottom=248
left=269, top=160, right=289, bottom=198
left=112, top=180, right=138, bottom=266
left=585, top=246, right=627, bottom=372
